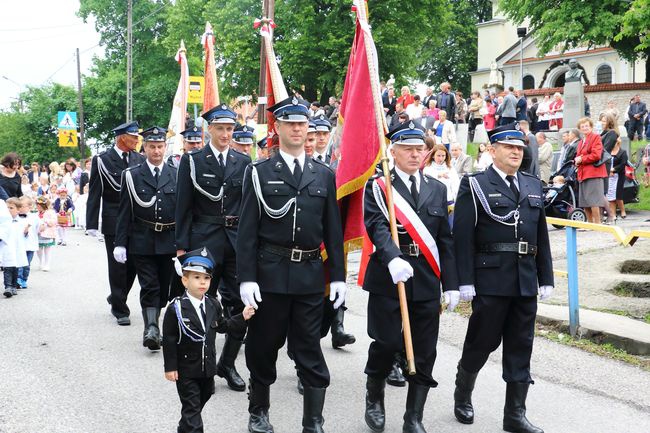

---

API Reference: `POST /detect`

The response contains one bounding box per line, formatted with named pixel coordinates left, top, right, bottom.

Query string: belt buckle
left=409, top=243, right=420, bottom=257
left=224, top=216, right=236, bottom=227
left=518, top=241, right=528, bottom=255
left=154, top=222, right=163, bottom=232
left=290, top=248, right=303, bottom=262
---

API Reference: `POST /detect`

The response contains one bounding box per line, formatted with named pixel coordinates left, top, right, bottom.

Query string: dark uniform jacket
left=162, top=294, right=246, bottom=378
left=86, top=147, right=146, bottom=235
left=362, top=170, right=458, bottom=302
left=453, top=166, right=554, bottom=297
left=114, top=162, right=177, bottom=255
left=175, top=146, right=250, bottom=260
left=237, top=153, right=345, bottom=295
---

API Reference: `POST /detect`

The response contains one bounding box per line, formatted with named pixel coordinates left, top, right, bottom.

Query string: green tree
left=498, top=0, right=650, bottom=81
left=0, top=83, right=83, bottom=163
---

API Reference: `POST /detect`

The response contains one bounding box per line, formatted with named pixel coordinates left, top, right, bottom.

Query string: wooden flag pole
left=356, top=1, right=416, bottom=375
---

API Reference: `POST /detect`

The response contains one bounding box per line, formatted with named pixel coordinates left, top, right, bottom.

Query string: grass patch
left=536, top=324, right=650, bottom=371
left=620, top=260, right=650, bottom=275
left=612, top=281, right=650, bottom=298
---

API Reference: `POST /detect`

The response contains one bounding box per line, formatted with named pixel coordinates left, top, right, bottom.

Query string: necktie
left=317, top=155, right=323, bottom=162
left=122, top=152, right=128, bottom=167
left=294, top=158, right=302, bottom=184
left=153, top=167, right=160, bottom=184
left=200, top=303, right=207, bottom=329
left=409, top=174, right=419, bottom=205
left=506, top=175, right=519, bottom=200
left=218, top=153, right=224, bottom=168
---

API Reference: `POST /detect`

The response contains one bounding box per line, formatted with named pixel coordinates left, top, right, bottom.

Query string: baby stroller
left=543, top=161, right=586, bottom=227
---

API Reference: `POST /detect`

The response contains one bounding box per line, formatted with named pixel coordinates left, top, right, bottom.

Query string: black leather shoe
left=142, top=308, right=161, bottom=350
left=248, top=381, right=274, bottom=433
left=116, top=316, right=131, bottom=326
left=302, top=386, right=326, bottom=433
left=365, top=376, right=385, bottom=432
left=217, top=335, right=246, bottom=391
left=106, top=295, right=112, bottom=305
left=454, top=362, right=478, bottom=424
left=331, top=307, right=356, bottom=349
left=503, top=383, right=544, bottom=433
left=386, top=359, right=406, bottom=387
left=297, top=378, right=304, bottom=395
left=402, top=383, right=429, bottom=433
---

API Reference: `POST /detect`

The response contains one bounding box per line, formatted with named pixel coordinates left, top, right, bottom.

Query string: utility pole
left=126, top=0, right=133, bottom=122
left=76, top=48, right=86, bottom=159
left=257, top=0, right=275, bottom=124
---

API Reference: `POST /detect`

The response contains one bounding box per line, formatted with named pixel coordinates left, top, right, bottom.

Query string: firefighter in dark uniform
left=86, top=121, right=146, bottom=326
left=167, top=125, right=205, bottom=168
left=174, top=104, right=251, bottom=392
left=453, top=123, right=553, bottom=433
left=237, top=96, right=347, bottom=433
left=311, top=114, right=331, bottom=164
left=257, top=137, right=269, bottom=160
left=231, top=124, right=255, bottom=156
left=114, top=126, right=177, bottom=351
left=362, top=121, right=459, bottom=433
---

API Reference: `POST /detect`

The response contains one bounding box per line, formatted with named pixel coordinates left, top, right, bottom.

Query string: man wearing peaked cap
left=174, top=102, right=251, bottom=393
left=257, top=136, right=269, bottom=160
left=361, top=119, right=458, bottom=433
left=86, top=121, right=145, bottom=326
left=304, top=119, right=317, bottom=156
left=452, top=122, right=552, bottom=433
left=114, top=126, right=177, bottom=351
left=231, top=124, right=255, bottom=156
left=167, top=125, right=205, bottom=169
left=237, top=93, right=347, bottom=433
left=311, top=114, right=332, bottom=164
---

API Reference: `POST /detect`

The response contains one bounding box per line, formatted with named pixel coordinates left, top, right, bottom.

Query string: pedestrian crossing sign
left=58, top=129, right=78, bottom=147
left=57, top=111, right=77, bottom=130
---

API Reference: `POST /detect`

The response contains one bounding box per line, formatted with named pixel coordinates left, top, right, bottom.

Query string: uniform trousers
left=208, top=240, right=245, bottom=340
left=460, top=295, right=537, bottom=383
left=175, top=376, right=215, bottom=433
left=246, top=292, right=330, bottom=388
left=132, top=254, right=174, bottom=310
left=103, top=234, right=137, bottom=318
left=365, top=293, right=440, bottom=387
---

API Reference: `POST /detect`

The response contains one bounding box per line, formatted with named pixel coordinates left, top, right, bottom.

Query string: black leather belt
left=135, top=217, right=175, bottom=232
left=477, top=242, right=537, bottom=255
left=400, top=243, right=421, bottom=257
left=261, top=243, right=321, bottom=262
left=193, top=215, right=239, bottom=227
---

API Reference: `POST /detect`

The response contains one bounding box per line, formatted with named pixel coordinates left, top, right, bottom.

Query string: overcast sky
left=0, top=0, right=103, bottom=110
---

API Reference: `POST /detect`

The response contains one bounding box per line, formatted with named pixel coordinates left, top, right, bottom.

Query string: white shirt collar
left=209, top=144, right=229, bottom=166
left=146, top=160, right=164, bottom=177
left=491, top=164, right=519, bottom=188
left=313, top=150, right=327, bottom=162
left=394, top=165, right=420, bottom=192
left=279, top=149, right=306, bottom=172
left=114, top=147, right=127, bottom=158
left=186, top=291, right=206, bottom=330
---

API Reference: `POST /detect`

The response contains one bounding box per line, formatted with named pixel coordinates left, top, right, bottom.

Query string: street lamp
left=2, top=75, right=24, bottom=111
left=517, top=27, right=527, bottom=90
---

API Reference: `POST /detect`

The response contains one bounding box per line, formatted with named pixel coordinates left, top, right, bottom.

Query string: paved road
left=1, top=230, right=649, bottom=433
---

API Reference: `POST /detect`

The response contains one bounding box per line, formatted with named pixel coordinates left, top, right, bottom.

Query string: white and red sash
left=374, top=176, right=441, bottom=279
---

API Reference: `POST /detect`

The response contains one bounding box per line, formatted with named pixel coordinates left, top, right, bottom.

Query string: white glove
left=329, top=281, right=348, bottom=309
left=443, top=290, right=460, bottom=312
left=387, top=257, right=414, bottom=284
left=459, top=285, right=476, bottom=302
left=87, top=229, right=99, bottom=237
left=539, top=285, right=554, bottom=301
left=113, top=246, right=127, bottom=264
left=240, top=282, right=262, bottom=309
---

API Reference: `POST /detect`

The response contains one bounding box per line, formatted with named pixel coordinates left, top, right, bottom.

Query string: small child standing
left=17, top=196, right=40, bottom=289
left=2, top=198, right=29, bottom=298
left=53, top=188, right=74, bottom=246
left=36, top=196, right=57, bottom=272
left=73, top=184, right=88, bottom=230
left=162, top=247, right=255, bottom=433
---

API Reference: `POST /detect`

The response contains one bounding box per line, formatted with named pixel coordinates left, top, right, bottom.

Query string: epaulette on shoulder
left=188, top=148, right=202, bottom=155
left=252, top=157, right=271, bottom=166
left=519, top=170, right=538, bottom=178
left=467, top=171, right=482, bottom=177
left=311, top=158, right=335, bottom=175
left=124, top=163, right=141, bottom=172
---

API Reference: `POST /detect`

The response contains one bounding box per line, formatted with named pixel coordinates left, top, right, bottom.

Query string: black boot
left=365, top=376, right=385, bottom=432
left=302, top=386, right=326, bottom=433
left=503, top=383, right=544, bottom=433
left=454, top=362, right=478, bottom=424
left=386, top=357, right=406, bottom=387
left=402, top=383, right=429, bottom=433
left=330, top=307, right=356, bottom=349
left=248, top=380, right=274, bottom=433
left=217, top=335, right=246, bottom=391
left=142, top=308, right=161, bottom=350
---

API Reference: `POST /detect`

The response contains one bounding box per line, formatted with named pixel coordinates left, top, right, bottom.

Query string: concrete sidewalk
left=537, top=303, right=650, bottom=355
